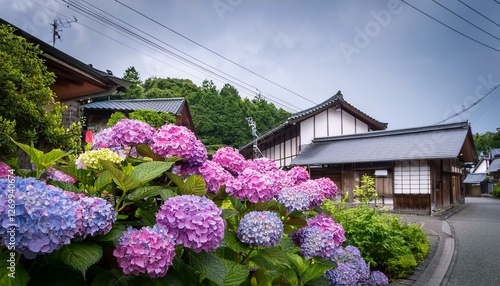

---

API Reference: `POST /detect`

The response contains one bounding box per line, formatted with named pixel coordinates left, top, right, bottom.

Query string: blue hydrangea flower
left=113, top=226, right=176, bottom=278
left=366, top=271, right=389, bottom=286
left=237, top=211, right=284, bottom=247
left=277, top=187, right=311, bottom=212
left=294, top=226, right=339, bottom=259
left=328, top=245, right=371, bottom=285
left=0, top=178, right=77, bottom=259
left=325, top=262, right=360, bottom=286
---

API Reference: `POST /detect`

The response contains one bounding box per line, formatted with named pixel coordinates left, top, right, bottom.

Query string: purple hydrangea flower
left=329, top=245, right=371, bottom=285
left=156, top=195, right=224, bottom=252
left=198, top=160, right=232, bottom=193
left=0, top=178, right=77, bottom=259
left=277, top=187, right=311, bottom=212
left=92, top=128, right=117, bottom=149
left=212, top=146, right=246, bottom=174
left=226, top=168, right=281, bottom=203
left=150, top=124, right=197, bottom=160
left=325, top=262, right=360, bottom=286
left=110, top=119, right=155, bottom=146
left=292, top=214, right=345, bottom=259
left=113, top=226, right=176, bottom=278
left=174, top=139, right=208, bottom=176
left=366, top=271, right=389, bottom=286
left=47, top=167, right=76, bottom=184
left=66, top=192, right=116, bottom=239
left=282, top=166, right=310, bottom=187
left=295, top=180, right=325, bottom=208
left=0, top=161, right=11, bottom=178
left=237, top=211, right=283, bottom=247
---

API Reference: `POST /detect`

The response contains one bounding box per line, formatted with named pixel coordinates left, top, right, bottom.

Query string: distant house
left=290, top=121, right=477, bottom=214
left=80, top=98, right=195, bottom=131
left=0, top=18, right=131, bottom=127
left=240, top=91, right=388, bottom=167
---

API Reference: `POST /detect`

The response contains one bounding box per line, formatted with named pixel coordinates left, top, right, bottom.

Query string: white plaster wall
left=314, top=111, right=328, bottom=138
left=300, top=117, right=315, bottom=146
left=328, top=108, right=342, bottom=136
left=355, top=118, right=368, bottom=133
left=342, top=111, right=356, bottom=135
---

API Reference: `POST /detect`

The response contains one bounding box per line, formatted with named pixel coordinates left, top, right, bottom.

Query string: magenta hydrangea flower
left=47, top=167, right=76, bottom=184
left=0, top=161, right=11, bottom=178
left=276, top=187, right=311, bottom=212
left=150, top=124, right=197, bottom=159
left=212, top=146, right=246, bottom=174
left=198, top=160, right=232, bottom=193
left=174, top=139, right=208, bottom=176
left=110, top=119, right=155, bottom=146
left=292, top=214, right=345, bottom=259
left=113, top=226, right=176, bottom=278
left=225, top=168, right=281, bottom=203
left=66, top=192, right=116, bottom=239
left=156, top=195, right=224, bottom=252
left=315, top=177, right=338, bottom=200
left=0, top=178, right=77, bottom=259
left=237, top=211, right=283, bottom=247
left=282, top=166, right=310, bottom=187
left=244, top=158, right=279, bottom=173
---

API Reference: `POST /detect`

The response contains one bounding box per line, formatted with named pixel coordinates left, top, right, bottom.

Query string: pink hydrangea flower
left=282, top=166, right=310, bottom=187
left=315, top=177, right=338, bottom=199
left=156, top=195, right=224, bottom=253
left=198, top=160, right=232, bottom=193
left=0, top=161, right=12, bottom=178
left=92, top=128, right=116, bottom=149
left=226, top=168, right=281, bottom=203
left=244, top=158, right=279, bottom=173
left=113, top=226, right=176, bottom=278
left=150, top=124, right=197, bottom=159
left=212, top=146, right=246, bottom=174
left=47, top=167, right=76, bottom=184
left=295, top=180, right=325, bottom=208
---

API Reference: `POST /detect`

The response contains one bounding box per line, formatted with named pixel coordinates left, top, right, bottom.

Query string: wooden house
left=0, top=18, right=131, bottom=127
left=240, top=91, right=388, bottom=167
left=290, top=121, right=477, bottom=214
left=80, top=98, right=195, bottom=132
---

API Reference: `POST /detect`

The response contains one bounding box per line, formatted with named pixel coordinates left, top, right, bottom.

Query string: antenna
left=50, top=16, right=77, bottom=47
left=246, top=117, right=264, bottom=158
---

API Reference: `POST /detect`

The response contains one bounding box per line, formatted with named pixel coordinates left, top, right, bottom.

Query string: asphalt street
left=442, top=197, right=500, bottom=286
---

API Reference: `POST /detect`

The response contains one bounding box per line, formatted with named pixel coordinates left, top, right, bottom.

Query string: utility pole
left=50, top=16, right=77, bottom=47
left=246, top=117, right=264, bottom=158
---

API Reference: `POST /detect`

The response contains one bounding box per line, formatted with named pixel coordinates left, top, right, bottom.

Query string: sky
left=1, top=0, right=499, bottom=134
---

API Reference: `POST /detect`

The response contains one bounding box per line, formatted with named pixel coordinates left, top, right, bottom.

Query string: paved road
left=442, top=197, right=500, bottom=286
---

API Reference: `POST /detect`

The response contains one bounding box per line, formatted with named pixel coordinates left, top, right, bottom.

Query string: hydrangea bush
left=0, top=122, right=391, bottom=286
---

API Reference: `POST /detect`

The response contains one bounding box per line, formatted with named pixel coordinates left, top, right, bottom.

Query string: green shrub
left=324, top=200, right=429, bottom=281
left=493, top=184, right=500, bottom=197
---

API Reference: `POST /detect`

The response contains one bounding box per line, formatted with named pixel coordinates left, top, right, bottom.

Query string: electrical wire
left=114, top=0, right=318, bottom=105
left=458, top=0, right=500, bottom=28
left=59, top=0, right=302, bottom=111
left=432, top=0, right=500, bottom=41
left=401, top=0, right=500, bottom=52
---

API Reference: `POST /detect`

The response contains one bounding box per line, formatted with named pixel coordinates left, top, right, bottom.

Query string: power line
left=61, top=0, right=301, bottom=111
left=458, top=0, right=500, bottom=28
left=114, top=0, right=317, bottom=105
left=401, top=0, right=500, bottom=52
left=432, top=0, right=500, bottom=41
left=435, top=83, right=500, bottom=124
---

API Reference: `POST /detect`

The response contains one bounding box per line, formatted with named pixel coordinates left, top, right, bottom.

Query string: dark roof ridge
left=95, top=97, right=185, bottom=102
left=313, top=121, right=469, bottom=143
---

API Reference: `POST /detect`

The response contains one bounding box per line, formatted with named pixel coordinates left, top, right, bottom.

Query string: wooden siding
left=394, top=194, right=431, bottom=214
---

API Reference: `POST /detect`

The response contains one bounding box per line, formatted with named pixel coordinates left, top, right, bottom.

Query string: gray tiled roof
left=490, top=148, right=500, bottom=159
left=463, top=173, right=487, bottom=183
left=81, top=98, right=185, bottom=115
left=291, top=121, right=470, bottom=165
left=486, top=157, right=500, bottom=173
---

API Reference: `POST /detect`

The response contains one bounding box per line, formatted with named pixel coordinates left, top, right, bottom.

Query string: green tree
left=474, top=129, right=500, bottom=155
left=0, top=24, right=81, bottom=160
left=116, top=66, right=143, bottom=99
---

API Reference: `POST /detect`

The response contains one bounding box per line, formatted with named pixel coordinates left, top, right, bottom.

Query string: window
left=394, top=160, right=431, bottom=194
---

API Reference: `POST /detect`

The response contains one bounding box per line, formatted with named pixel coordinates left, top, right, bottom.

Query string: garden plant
left=0, top=119, right=400, bottom=285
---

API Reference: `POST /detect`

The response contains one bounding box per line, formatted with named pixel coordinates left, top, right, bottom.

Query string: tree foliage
left=0, top=24, right=81, bottom=160
left=110, top=71, right=291, bottom=148
left=474, top=129, right=500, bottom=155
